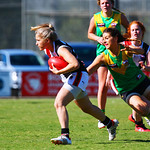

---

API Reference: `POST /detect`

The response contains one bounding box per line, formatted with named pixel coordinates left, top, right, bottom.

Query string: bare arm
left=50, top=47, right=80, bottom=75
left=121, top=14, right=129, bottom=31
left=139, top=51, right=150, bottom=71
left=121, top=45, right=144, bottom=55
left=87, top=53, right=105, bottom=75
left=146, top=51, right=150, bottom=66
left=87, top=16, right=103, bottom=44
left=129, top=45, right=144, bottom=54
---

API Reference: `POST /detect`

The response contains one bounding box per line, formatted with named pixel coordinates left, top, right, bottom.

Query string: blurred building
left=0, top=0, right=150, bottom=51
left=0, top=0, right=21, bottom=49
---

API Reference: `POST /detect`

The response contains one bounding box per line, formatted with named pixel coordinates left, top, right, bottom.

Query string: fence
left=1, top=0, right=150, bottom=50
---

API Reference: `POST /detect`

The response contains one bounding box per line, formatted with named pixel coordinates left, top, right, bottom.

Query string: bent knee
left=134, top=103, right=149, bottom=116
left=54, top=101, right=63, bottom=109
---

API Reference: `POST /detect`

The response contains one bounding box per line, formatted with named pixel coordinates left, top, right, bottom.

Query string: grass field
left=0, top=97, right=150, bottom=150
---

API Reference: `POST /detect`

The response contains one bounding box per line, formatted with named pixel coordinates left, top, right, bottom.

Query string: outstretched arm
left=121, top=45, right=144, bottom=55
left=87, top=53, right=105, bottom=75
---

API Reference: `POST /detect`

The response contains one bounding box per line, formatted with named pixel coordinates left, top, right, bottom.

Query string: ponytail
left=112, top=7, right=125, bottom=15
left=31, top=23, right=58, bottom=41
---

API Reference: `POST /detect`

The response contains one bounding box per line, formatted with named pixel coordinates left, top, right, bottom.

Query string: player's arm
left=87, top=53, right=105, bottom=75
left=121, top=45, right=144, bottom=56
left=139, top=62, right=150, bottom=72
left=147, top=51, right=150, bottom=66
left=139, top=51, right=150, bottom=71
left=51, top=47, right=80, bottom=75
left=121, top=14, right=129, bottom=30
left=87, top=17, right=103, bottom=44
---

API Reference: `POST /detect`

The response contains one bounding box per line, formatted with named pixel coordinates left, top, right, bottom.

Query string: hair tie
left=49, top=24, right=55, bottom=31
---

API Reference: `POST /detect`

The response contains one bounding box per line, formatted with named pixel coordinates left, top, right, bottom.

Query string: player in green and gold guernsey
left=88, top=0, right=129, bottom=129
left=103, top=45, right=145, bottom=93
left=87, top=28, right=150, bottom=125
left=94, top=10, right=121, bottom=55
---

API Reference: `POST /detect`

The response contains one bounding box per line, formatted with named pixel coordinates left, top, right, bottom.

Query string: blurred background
left=0, top=0, right=150, bottom=97
left=1, top=0, right=150, bottom=51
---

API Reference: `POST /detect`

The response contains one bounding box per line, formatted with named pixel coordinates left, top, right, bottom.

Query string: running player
left=31, top=23, right=119, bottom=144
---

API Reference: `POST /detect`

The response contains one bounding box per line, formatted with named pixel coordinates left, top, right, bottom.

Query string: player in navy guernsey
left=31, top=23, right=119, bottom=144
left=46, top=40, right=87, bottom=76
left=122, top=21, right=150, bottom=131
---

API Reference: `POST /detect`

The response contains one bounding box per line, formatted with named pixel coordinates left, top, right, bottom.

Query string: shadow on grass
left=95, top=139, right=150, bottom=145
left=26, top=101, right=47, bottom=104
left=0, top=117, right=7, bottom=119
left=123, top=139, right=150, bottom=143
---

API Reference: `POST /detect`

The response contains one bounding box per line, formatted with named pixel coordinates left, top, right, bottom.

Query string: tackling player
left=87, top=28, right=150, bottom=134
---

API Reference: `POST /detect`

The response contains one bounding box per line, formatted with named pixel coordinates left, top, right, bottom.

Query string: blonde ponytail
left=48, top=24, right=55, bottom=31
left=30, top=23, right=58, bottom=41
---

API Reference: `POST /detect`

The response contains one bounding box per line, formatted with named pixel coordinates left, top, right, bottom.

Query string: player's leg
left=97, top=66, right=108, bottom=128
left=142, top=86, right=150, bottom=126
left=54, top=87, right=74, bottom=128
left=128, top=95, right=150, bottom=118
left=129, top=110, right=142, bottom=123
left=97, top=66, right=108, bottom=110
left=51, top=87, right=74, bottom=145
left=129, top=109, right=150, bottom=132
left=75, top=95, right=119, bottom=141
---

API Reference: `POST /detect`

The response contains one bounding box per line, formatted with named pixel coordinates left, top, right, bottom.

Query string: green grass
left=0, top=97, right=150, bottom=150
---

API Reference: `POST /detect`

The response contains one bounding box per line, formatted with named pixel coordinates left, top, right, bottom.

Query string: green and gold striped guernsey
left=94, top=11, right=121, bottom=55
left=103, top=47, right=146, bottom=94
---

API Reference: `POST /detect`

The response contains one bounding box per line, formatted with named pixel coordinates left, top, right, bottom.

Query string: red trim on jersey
left=73, top=72, right=82, bottom=87
left=45, top=49, right=51, bottom=58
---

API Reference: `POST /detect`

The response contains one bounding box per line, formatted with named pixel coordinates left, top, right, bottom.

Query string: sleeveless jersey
left=94, top=11, right=121, bottom=55
left=122, top=41, right=150, bottom=67
left=103, top=46, right=146, bottom=94
left=44, top=40, right=87, bottom=77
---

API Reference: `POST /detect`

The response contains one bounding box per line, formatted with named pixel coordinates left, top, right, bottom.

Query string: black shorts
left=120, top=76, right=150, bottom=103
left=100, top=64, right=107, bottom=67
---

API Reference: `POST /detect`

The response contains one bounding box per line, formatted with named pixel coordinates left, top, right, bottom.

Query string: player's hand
left=96, top=37, right=104, bottom=45
left=120, top=45, right=130, bottom=51
left=139, top=61, right=146, bottom=70
left=49, top=63, right=59, bottom=74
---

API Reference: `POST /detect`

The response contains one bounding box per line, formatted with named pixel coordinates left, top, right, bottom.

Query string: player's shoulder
left=113, top=10, right=120, bottom=15
left=94, top=11, right=101, bottom=16
left=142, top=41, right=149, bottom=50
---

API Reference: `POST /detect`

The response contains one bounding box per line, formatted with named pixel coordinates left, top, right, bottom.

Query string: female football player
left=122, top=21, right=150, bottom=131
left=87, top=0, right=129, bottom=129
left=87, top=28, right=150, bottom=131
left=31, top=23, right=119, bottom=144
